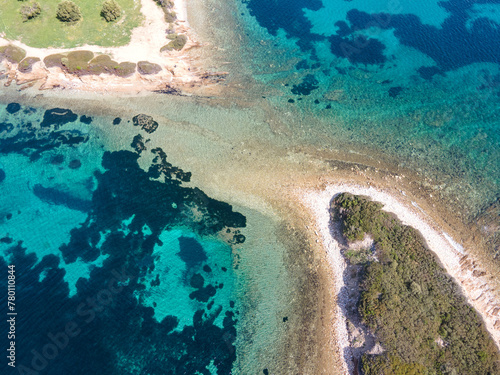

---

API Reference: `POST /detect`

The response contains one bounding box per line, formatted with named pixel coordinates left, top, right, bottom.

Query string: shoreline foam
left=300, top=183, right=500, bottom=374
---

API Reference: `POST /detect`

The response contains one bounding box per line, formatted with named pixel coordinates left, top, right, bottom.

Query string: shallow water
left=0, top=0, right=499, bottom=373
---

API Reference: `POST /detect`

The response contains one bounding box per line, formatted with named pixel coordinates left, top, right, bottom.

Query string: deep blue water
left=0, top=0, right=499, bottom=373
left=0, top=104, right=246, bottom=374
left=243, top=0, right=500, bottom=74
left=237, top=0, right=499, bottom=219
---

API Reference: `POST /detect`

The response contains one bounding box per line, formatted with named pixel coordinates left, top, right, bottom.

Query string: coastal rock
left=113, top=62, right=136, bottom=78
left=43, top=54, right=66, bottom=69
left=132, top=114, right=159, bottom=133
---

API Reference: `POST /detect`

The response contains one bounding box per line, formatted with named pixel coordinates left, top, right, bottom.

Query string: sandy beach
left=0, top=0, right=219, bottom=94
left=300, top=183, right=500, bottom=374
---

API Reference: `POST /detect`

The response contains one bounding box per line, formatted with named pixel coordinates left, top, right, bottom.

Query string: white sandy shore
left=299, top=183, right=500, bottom=374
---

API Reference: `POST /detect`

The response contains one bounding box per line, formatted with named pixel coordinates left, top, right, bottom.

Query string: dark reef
left=0, top=106, right=246, bottom=374
left=6, top=103, right=21, bottom=114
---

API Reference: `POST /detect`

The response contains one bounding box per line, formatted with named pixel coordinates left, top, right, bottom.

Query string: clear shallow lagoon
left=0, top=0, right=499, bottom=373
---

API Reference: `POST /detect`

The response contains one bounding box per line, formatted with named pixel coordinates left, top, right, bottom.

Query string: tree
left=20, top=2, right=41, bottom=21
left=101, top=0, right=121, bottom=22
left=56, top=1, right=82, bottom=22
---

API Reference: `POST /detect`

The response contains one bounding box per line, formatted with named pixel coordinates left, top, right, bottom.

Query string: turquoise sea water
left=228, top=0, right=499, bottom=219
left=1, top=0, right=499, bottom=373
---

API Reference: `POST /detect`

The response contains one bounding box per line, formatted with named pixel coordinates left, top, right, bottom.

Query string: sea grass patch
left=160, top=34, right=187, bottom=52
left=137, top=61, right=162, bottom=75
left=18, top=56, right=41, bottom=73
left=0, top=45, right=27, bottom=64
left=6, top=103, right=21, bottom=114
left=40, top=107, right=78, bottom=129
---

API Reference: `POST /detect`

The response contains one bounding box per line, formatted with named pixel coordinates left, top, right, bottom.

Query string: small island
left=331, top=193, right=499, bottom=374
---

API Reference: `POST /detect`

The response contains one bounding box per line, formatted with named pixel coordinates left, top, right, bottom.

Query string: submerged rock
left=40, top=108, right=78, bottom=129
left=131, top=134, right=147, bottom=153
left=6, top=103, right=21, bottom=114
left=69, top=159, right=82, bottom=169
left=132, top=114, right=159, bottom=133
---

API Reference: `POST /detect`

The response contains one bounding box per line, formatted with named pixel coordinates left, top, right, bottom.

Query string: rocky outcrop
left=132, top=114, right=158, bottom=134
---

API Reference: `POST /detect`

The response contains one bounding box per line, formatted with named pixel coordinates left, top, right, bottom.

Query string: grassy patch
left=0, top=0, right=143, bottom=48
left=332, top=193, right=500, bottom=375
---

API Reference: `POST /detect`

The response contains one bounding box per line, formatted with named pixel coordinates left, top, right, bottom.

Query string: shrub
left=331, top=193, right=500, bottom=374
left=43, top=53, right=65, bottom=68
left=164, top=11, right=176, bottom=23
left=160, top=34, right=187, bottom=52
left=137, top=61, right=161, bottom=75
left=56, top=1, right=82, bottom=22
left=0, top=45, right=27, bottom=63
left=20, top=1, right=41, bottom=21
left=101, top=0, right=121, bottom=22
left=18, top=56, right=40, bottom=72
left=113, top=62, right=136, bottom=77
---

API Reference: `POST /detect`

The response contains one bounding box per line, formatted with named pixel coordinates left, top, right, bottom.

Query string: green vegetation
left=345, top=247, right=373, bottom=265
left=0, top=44, right=27, bottom=63
left=160, top=33, right=187, bottom=52
left=101, top=0, right=121, bottom=22
left=18, top=56, right=40, bottom=72
left=332, top=193, right=500, bottom=375
left=42, top=51, right=136, bottom=77
left=164, top=10, right=176, bottom=23
left=56, top=1, right=81, bottom=22
left=20, top=1, right=41, bottom=22
left=153, top=0, right=176, bottom=22
left=137, top=60, right=161, bottom=75
left=0, top=0, right=142, bottom=47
